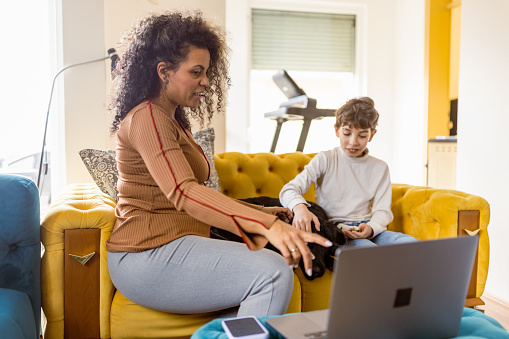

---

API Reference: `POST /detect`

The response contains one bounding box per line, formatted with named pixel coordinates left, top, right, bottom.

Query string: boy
left=279, top=97, right=416, bottom=249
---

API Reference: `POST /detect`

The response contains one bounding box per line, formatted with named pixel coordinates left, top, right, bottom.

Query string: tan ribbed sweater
left=106, top=101, right=277, bottom=253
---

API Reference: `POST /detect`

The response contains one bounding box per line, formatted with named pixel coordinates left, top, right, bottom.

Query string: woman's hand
left=261, top=206, right=293, bottom=223
left=343, top=223, right=373, bottom=240
left=261, top=220, right=332, bottom=277
left=292, top=203, right=320, bottom=232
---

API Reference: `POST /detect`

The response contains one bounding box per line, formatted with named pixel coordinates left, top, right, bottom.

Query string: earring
left=164, top=78, right=168, bottom=84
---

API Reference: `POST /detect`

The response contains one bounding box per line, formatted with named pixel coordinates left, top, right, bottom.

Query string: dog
left=210, top=196, right=346, bottom=280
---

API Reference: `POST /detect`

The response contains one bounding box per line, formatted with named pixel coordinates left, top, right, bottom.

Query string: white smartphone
left=221, top=316, right=270, bottom=339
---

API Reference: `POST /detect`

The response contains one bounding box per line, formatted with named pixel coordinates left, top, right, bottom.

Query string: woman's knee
left=253, top=250, right=294, bottom=288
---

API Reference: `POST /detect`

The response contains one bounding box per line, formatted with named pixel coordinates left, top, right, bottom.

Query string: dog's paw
left=299, top=245, right=327, bottom=280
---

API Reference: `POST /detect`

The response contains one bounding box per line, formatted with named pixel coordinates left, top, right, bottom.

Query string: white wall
left=225, top=0, right=251, bottom=152
left=391, top=0, right=427, bottom=186
left=58, top=0, right=108, bottom=189
left=456, top=0, right=509, bottom=304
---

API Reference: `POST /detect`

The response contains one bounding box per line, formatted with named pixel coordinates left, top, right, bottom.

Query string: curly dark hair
left=108, top=11, right=230, bottom=133
left=334, top=97, right=379, bottom=130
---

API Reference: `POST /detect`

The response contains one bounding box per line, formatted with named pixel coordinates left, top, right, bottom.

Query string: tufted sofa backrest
left=0, top=174, right=41, bottom=336
left=214, top=152, right=317, bottom=201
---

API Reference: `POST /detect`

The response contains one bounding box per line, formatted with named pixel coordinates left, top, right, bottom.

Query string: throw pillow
left=192, top=127, right=221, bottom=192
left=79, top=127, right=220, bottom=200
left=79, top=149, right=118, bottom=200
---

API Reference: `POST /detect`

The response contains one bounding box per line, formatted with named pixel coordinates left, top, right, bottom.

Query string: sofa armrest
left=41, top=184, right=116, bottom=339
left=0, top=174, right=41, bottom=338
left=390, top=183, right=490, bottom=301
left=390, top=184, right=490, bottom=238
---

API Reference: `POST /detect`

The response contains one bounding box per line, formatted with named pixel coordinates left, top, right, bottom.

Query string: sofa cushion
left=110, top=290, right=226, bottom=339
left=109, top=274, right=303, bottom=339
left=79, top=128, right=220, bottom=199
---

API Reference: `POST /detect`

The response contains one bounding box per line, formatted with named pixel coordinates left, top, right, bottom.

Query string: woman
left=106, top=11, right=331, bottom=317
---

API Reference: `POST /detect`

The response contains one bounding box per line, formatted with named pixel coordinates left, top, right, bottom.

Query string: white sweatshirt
left=279, top=147, right=393, bottom=237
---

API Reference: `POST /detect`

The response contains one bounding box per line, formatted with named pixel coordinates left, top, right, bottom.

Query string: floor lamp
left=36, top=48, right=118, bottom=193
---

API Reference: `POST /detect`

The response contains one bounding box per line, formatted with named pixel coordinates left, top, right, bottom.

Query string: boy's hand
left=292, top=203, right=320, bottom=232
left=343, top=223, right=373, bottom=239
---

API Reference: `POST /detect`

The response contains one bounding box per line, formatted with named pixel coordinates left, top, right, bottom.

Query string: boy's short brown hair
left=335, top=97, right=379, bottom=130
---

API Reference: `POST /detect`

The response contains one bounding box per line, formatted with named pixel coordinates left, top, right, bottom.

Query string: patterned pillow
left=192, top=127, right=220, bottom=192
left=79, top=128, right=220, bottom=200
left=79, top=149, right=118, bottom=199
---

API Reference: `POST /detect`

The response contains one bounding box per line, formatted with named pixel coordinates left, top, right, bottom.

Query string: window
left=0, top=1, right=55, bottom=214
left=252, top=9, right=355, bottom=72
left=249, top=8, right=357, bottom=153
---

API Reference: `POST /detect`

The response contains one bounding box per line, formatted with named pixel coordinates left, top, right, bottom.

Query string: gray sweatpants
left=108, top=235, right=294, bottom=317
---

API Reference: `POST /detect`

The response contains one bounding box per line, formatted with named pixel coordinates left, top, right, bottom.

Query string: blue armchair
left=0, top=174, right=41, bottom=339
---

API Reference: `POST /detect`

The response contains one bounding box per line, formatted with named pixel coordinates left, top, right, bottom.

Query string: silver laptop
left=266, top=236, right=478, bottom=339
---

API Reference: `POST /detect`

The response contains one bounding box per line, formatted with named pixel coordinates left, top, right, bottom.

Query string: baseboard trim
left=483, top=293, right=509, bottom=309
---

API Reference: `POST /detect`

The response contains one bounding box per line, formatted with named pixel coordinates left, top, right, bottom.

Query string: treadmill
left=264, top=70, right=336, bottom=152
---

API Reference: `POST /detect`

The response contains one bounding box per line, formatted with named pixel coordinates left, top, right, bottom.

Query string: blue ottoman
left=192, top=308, right=509, bottom=339
left=458, top=307, right=509, bottom=338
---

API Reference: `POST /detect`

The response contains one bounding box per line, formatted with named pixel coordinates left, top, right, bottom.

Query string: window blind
left=252, top=9, right=355, bottom=72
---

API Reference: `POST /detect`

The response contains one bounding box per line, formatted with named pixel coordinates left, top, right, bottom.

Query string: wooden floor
left=477, top=295, right=509, bottom=331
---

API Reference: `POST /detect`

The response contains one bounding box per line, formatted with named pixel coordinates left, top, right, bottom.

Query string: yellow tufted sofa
left=40, top=152, right=490, bottom=339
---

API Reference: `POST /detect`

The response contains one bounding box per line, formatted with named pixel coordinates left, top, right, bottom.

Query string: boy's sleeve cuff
left=288, top=199, right=310, bottom=212
left=367, top=223, right=386, bottom=239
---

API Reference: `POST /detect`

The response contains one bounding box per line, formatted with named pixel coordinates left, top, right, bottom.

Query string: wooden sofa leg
left=64, top=229, right=101, bottom=339
left=458, top=210, right=484, bottom=308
